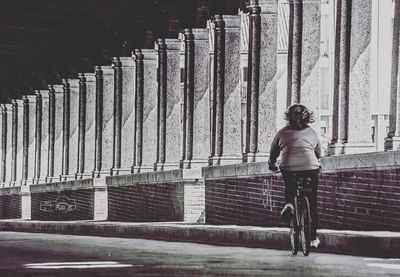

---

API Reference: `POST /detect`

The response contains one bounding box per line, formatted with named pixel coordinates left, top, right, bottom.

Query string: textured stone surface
left=52, top=85, right=64, bottom=180
left=68, top=79, right=80, bottom=175
left=348, top=0, right=372, bottom=143
left=84, top=74, right=96, bottom=175
left=119, top=57, right=136, bottom=171
left=221, top=15, right=242, bottom=161
left=25, top=95, right=37, bottom=183
left=164, top=39, right=182, bottom=167
left=100, top=66, right=115, bottom=172
left=191, top=29, right=210, bottom=165
left=39, top=91, right=49, bottom=182
left=249, top=0, right=278, bottom=159
left=300, top=0, right=321, bottom=131
left=141, top=49, right=158, bottom=170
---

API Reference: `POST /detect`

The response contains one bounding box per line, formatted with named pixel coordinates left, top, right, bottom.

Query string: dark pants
left=281, top=169, right=319, bottom=240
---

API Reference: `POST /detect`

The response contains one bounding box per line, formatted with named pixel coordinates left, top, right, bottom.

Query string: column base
left=154, top=162, right=180, bottom=171
left=131, top=165, right=155, bottom=174
left=10, top=180, right=22, bottom=186
left=2, top=182, right=11, bottom=187
left=208, top=155, right=242, bottom=166
left=60, top=175, right=77, bottom=181
left=75, top=172, right=93, bottom=180
left=384, top=136, right=400, bottom=151
left=329, top=142, right=376, bottom=155
left=111, top=167, right=133, bottom=176
left=92, top=170, right=113, bottom=178
left=32, top=178, right=47, bottom=185
left=46, top=176, right=61, bottom=183
left=21, top=179, right=35, bottom=186
left=180, top=159, right=209, bottom=169
left=243, top=152, right=269, bottom=163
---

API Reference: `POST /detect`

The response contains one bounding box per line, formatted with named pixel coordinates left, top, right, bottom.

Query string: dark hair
left=284, top=104, right=314, bottom=130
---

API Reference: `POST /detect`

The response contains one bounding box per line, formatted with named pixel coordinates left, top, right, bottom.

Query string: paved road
left=0, top=232, right=398, bottom=276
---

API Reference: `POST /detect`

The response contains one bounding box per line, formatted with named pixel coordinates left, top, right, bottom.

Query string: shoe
left=280, top=203, right=294, bottom=224
left=310, top=237, right=320, bottom=248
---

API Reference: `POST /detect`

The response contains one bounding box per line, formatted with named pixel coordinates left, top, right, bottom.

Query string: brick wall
left=108, top=182, right=184, bottom=222
left=31, top=189, right=94, bottom=221
left=0, top=194, right=21, bottom=219
left=204, top=152, right=400, bottom=231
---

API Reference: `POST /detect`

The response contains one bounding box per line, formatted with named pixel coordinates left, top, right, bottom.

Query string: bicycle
left=288, top=173, right=313, bottom=256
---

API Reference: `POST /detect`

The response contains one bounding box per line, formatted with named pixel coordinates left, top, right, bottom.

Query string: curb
left=0, top=220, right=399, bottom=258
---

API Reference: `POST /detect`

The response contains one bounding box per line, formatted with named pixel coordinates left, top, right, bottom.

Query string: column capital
left=213, top=15, right=225, bottom=30
left=62, top=79, right=70, bottom=90
left=112, top=57, right=122, bottom=67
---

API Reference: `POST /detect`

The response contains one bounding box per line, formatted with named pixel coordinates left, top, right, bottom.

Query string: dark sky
left=0, top=0, right=243, bottom=101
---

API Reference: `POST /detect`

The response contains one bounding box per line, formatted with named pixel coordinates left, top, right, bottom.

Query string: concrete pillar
left=287, top=0, right=321, bottom=113
left=65, top=79, right=79, bottom=179
left=76, top=73, right=96, bottom=179
left=155, top=39, right=182, bottom=170
left=181, top=28, right=211, bottom=169
left=287, top=0, right=302, bottom=105
left=12, top=99, right=24, bottom=186
left=0, top=105, right=7, bottom=186
left=93, top=66, right=114, bottom=178
left=245, top=0, right=278, bottom=162
left=21, top=185, right=31, bottom=219
left=385, top=0, right=400, bottom=150
left=4, top=104, right=13, bottom=186
left=112, top=57, right=136, bottom=175
left=137, top=49, right=158, bottom=172
left=10, top=100, right=18, bottom=185
left=209, top=15, right=242, bottom=166
left=22, top=95, right=37, bottom=185
left=133, top=49, right=144, bottom=172
left=329, top=0, right=375, bottom=155
left=61, top=79, right=71, bottom=180
left=46, top=85, right=63, bottom=182
left=112, top=58, right=122, bottom=173
left=60, top=79, right=79, bottom=180
left=34, top=90, right=49, bottom=184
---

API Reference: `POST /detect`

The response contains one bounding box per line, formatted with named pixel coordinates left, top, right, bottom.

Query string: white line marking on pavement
left=367, top=263, right=400, bottom=270
left=24, top=261, right=134, bottom=269
left=364, top=258, right=400, bottom=261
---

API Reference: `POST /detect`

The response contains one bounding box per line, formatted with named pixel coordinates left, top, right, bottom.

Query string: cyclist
left=268, top=104, right=321, bottom=248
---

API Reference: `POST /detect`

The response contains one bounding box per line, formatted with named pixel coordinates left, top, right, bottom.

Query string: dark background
left=0, top=0, right=246, bottom=102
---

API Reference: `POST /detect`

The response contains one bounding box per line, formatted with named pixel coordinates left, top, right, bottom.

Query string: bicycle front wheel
left=300, top=196, right=312, bottom=256
left=289, top=215, right=299, bottom=255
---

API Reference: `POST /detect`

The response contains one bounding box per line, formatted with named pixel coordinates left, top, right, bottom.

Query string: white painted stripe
left=367, top=263, right=400, bottom=270
left=364, top=258, right=400, bottom=261
left=25, top=264, right=133, bottom=269
left=24, top=261, right=135, bottom=269
left=25, top=261, right=119, bottom=266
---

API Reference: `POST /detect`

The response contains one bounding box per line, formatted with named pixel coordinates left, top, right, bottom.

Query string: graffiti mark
left=262, top=179, right=275, bottom=211
left=40, top=195, right=77, bottom=213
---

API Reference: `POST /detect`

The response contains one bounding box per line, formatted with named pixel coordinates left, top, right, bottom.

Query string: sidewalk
left=0, top=219, right=399, bottom=258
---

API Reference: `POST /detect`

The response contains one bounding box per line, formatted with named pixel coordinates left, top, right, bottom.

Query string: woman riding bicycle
left=268, top=104, right=321, bottom=248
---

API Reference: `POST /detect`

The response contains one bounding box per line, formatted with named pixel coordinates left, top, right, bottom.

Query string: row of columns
left=0, top=0, right=382, bottom=187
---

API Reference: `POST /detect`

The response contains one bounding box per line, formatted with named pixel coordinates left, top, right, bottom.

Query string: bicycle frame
left=290, top=175, right=312, bottom=256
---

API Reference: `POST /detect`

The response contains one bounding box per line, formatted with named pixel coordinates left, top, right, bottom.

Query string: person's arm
left=314, top=132, right=322, bottom=159
left=268, top=131, right=281, bottom=170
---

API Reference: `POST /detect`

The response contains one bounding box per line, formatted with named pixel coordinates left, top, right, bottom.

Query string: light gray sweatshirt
left=269, top=125, right=321, bottom=171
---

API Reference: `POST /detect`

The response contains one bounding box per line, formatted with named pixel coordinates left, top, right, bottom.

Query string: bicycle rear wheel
left=289, top=215, right=298, bottom=255
left=300, top=197, right=312, bottom=256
